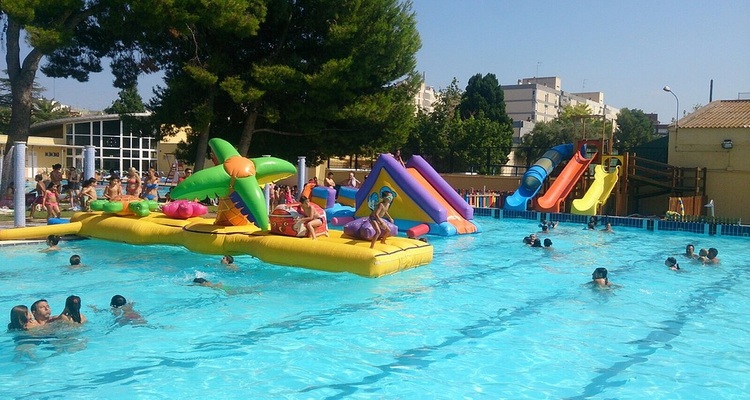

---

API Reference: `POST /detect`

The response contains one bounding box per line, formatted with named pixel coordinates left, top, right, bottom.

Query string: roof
left=0, top=135, right=70, bottom=147
left=678, top=100, right=750, bottom=129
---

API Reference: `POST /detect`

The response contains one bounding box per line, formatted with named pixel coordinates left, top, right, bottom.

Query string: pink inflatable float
left=161, top=200, right=209, bottom=219
left=343, top=217, right=399, bottom=241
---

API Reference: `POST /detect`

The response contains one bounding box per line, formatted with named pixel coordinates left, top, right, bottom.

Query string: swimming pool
left=1, top=217, right=748, bottom=398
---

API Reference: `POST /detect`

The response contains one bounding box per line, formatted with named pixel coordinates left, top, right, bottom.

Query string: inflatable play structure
left=504, top=143, right=574, bottom=211
left=352, top=154, right=480, bottom=236
left=0, top=139, right=432, bottom=277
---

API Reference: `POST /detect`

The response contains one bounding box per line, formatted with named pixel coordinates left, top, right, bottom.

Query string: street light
left=663, top=86, right=679, bottom=134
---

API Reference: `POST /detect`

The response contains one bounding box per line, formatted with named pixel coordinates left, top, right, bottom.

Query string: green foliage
left=143, top=0, right=421, bottom=164
left=614, top=108, right=655, bottom=153
left=517, top=120, right=573, bottom=165
left=407, top=76, right=513, bottom=173
left=104, top=86, right=145, bottom=114
left=559, top=103, right=592, bottom=120
left=32, top=98, right=75, bottom=123
left=517, top=105, right=613, bottom=165
left=459, top=73, right=512, bottom=125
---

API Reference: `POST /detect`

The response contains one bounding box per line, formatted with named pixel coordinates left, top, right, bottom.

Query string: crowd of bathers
left=522, top=217, right=723, bottom=289
left=7, top=235, right=242, bottom=332
left=522, top=218, right=556, bottom=248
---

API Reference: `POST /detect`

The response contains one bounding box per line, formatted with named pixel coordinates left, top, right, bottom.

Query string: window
left=103, top=120, right=120, bottom=136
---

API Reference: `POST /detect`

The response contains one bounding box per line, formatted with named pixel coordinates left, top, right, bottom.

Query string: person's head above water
left=110, top=295, right=127, bottom=308
left=707, top=248, right=719, bottom=259
left=69, top=254, right=81, bottom=266
left=665, top=256, right=680, bottom=270
left=685, top=244, right=695, bottom=255
left=47, top=235, right=60, bottom=246
left=592, top=267, right=608, bottom=280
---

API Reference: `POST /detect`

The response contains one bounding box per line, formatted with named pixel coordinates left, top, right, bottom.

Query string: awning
left=0, top=135, right=80, bottom=148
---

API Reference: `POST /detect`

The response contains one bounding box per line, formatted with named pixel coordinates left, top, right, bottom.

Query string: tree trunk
left=2, top=19, right=43, bottom=191
left=237, top=102, right=260, bottom=157
left=192, top=90, right=217, bottom=171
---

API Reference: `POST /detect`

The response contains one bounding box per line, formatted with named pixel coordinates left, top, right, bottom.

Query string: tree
left=104, top=85, right=145, bottom=114
left=517, top=119, right=572, bottom=165
left=407, top=75, right=514, bottom=173
left=147, top=0, right=421, bottom=168
left=517, top=104, right=613, bottom=165
left=32, top=99, right=75, bottom=124
left=459, top=73, right=512, bottom=126
left=0, top=0, right=136, bottom=191
left=614, top=108, right=655, bottom=153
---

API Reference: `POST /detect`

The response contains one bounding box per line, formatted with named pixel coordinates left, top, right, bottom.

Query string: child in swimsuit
left=104, top=176, right=123, bottom=199
left=79, top=179, right=98, bottom=211
left=29, top=174, right=46, bottom=219
left=43, top=182, right=61, bottom=220
left=369, top=191, right=394, bottom=248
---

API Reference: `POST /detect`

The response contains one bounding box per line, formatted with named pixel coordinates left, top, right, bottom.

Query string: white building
left=414, top=81, right=438, bottom=113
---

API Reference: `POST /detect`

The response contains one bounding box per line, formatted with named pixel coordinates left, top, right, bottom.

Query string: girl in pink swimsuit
left=43, top=182, right=61, bottom=220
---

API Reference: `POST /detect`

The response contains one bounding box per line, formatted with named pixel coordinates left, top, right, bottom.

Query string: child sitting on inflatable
left=297, top=196, right=328, bottom=240
left=369, top=191, right=394, bottom=248
left=269, top=199, right=329, bottom=239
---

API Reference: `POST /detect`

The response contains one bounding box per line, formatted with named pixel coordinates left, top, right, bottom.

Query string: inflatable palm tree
left=170, top=138, right=296, bottom=230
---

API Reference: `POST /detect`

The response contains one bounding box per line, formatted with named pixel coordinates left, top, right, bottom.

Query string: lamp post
left=663, top=86, right=679, bottom=135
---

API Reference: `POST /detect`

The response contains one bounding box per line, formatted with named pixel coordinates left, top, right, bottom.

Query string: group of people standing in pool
left=666, top=243, right=720, bottom=270
left=8, top=296, right=87, bottom=331
left=8, top=294, right=145, bottom=332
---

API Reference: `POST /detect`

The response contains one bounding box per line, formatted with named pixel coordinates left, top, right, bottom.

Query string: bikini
left=45, top=191, right=58, bottom=206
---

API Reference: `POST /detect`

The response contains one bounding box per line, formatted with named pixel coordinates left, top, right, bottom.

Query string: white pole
left=13, top=142, right=26, bottom=227
left=297, top=156, right=306, bottom=200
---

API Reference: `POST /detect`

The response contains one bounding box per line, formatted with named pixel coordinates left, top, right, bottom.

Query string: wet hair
left=47, top=235, right=60, bottom=246
left=522, top=236, right=531, bottom=245
left=685, top=244, right=695, bottom=252
left=541, top=224, right=549, bottom=232
left=531, top=238, right=542, bottom=247
left=592, top=267, right=608, bottom=280
left=666, top=256, right=680, bottom=270
left=707, top=248, right=718, bottom=259
left=110, top=295, right=127, bottom=308
left=193, top=278, right=208, bottom=284
left=544, top=238, right=552, bottom=247
left=223, top=255, right=234, bottom=264
left=698, top=248, right=708, bottom=257
left=64, top=295, right=83, bottom=323
left=8, top=305, right=31, bottom=331
left=70, top=255, right=81, bottom=265
left=31, top=299, right=48, bottom=313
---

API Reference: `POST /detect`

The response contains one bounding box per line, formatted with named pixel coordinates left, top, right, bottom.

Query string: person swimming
left=591, top=267, right=612, bottom=287
left=665, top=256, right=680, bottom=271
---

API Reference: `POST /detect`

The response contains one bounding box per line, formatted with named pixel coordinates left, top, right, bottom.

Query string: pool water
left=1, top=217, right=748, bottom=398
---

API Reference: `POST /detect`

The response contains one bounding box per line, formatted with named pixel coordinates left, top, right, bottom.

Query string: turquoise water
left=1, top=217, right=748, bottom=398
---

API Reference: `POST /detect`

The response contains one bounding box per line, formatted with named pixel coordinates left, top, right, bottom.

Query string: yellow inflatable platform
left=0, top=212, right=433, bottom=278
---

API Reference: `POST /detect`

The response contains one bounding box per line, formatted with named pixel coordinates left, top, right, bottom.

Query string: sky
left=8, top=1, right=750, bottom=124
